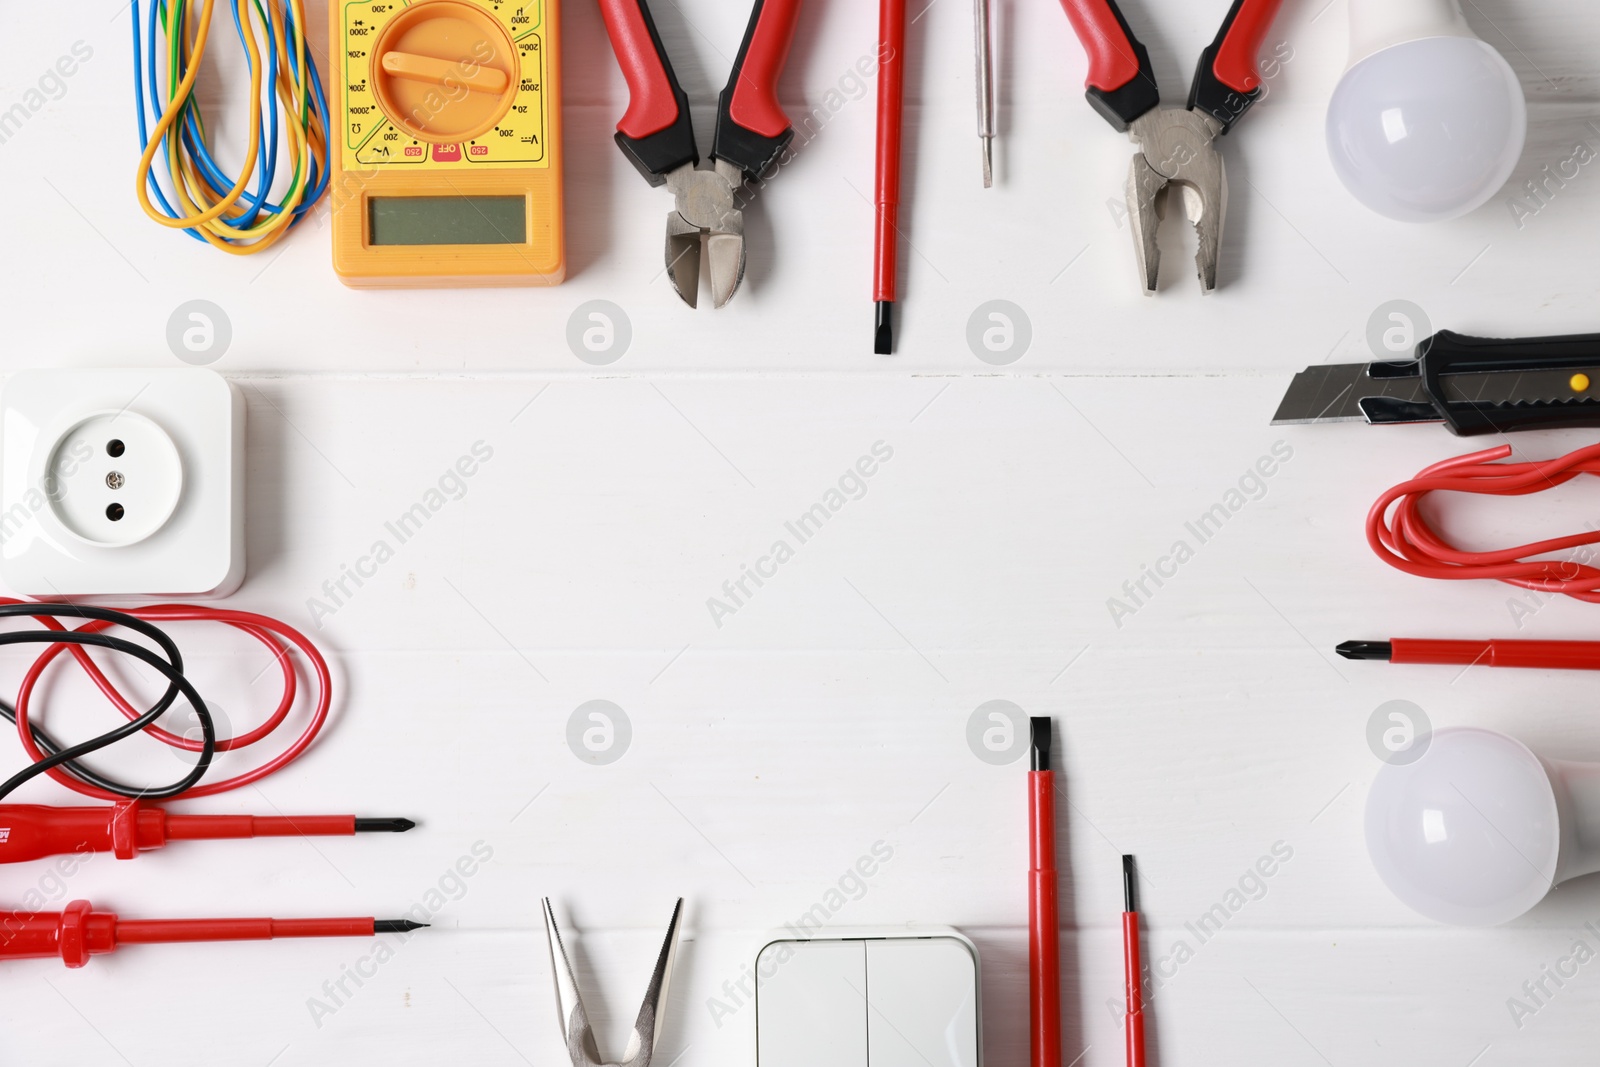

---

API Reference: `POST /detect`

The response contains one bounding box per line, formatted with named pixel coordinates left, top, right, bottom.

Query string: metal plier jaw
left=544, top=898, right=685, bottom=1067
left=1125, top=109, right=1226, bottom=296
left=663, top=159, right=748, bottom=310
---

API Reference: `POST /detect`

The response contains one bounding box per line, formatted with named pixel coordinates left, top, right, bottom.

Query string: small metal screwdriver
left=974, top=0, right=995, bottom=187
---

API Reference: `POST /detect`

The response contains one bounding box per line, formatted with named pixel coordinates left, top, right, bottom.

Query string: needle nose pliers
left=1057, top=0, right=1285, bottom=294
left=544, top=897, right=685, bottom=1067
left=597, top=0, right=803, bottom=309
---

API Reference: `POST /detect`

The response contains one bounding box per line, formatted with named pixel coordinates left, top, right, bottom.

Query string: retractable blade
left=1272, top=360, right=1430, bottom=425
left=1272, top=329, right=1600, bottom=436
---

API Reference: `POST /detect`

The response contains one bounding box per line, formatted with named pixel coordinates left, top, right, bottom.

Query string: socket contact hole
left=106, top=439, right=126, bottom=458
left=106, top=503, right=125, bottom=522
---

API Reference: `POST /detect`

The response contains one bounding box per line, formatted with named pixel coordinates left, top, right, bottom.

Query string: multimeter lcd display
left=367, top=196, right=527, bottom=247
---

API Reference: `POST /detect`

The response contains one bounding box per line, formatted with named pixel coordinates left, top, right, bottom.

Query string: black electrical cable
left=0, top=604, right=215, bottom=804
left=0, top=698, right=149, bottom=797
left=0, top=603, right=190, bottom=796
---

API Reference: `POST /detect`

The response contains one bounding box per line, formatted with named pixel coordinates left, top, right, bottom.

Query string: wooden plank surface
left=2, top=1, right=1600, bottom=1064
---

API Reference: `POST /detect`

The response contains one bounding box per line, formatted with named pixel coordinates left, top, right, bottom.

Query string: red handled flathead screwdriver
left=1028, top=717, right=1061, bottom=1067
left=0, top=900, right=426, bottom=968
left=874, top=0, right=907, bottom=355
left=1122, top=855, right=1147, bottom=1067
left=0, top=801, right=414, bottom=864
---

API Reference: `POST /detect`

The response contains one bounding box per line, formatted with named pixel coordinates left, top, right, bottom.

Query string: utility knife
left=1272, top=330, right=1600, bottom=436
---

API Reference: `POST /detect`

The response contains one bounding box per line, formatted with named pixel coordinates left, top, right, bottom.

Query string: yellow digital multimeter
left=329, top=0, right=564, bottom=288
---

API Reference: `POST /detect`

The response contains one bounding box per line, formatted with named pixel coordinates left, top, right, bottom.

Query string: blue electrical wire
left=132, top=0, right=330, bottom=248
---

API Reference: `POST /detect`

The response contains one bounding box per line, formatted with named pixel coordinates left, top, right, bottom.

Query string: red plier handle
left=1188, top=0, right=1287, bottom=132
left=596, top=0, right=698, bottom=184
left=713, top=0, right=804, bottom=179
left=596, top=0, right=802, bottom=185
left=1057, top=0, right=1284, bottom=133
left=1056, top=0, right=1159, bottom=131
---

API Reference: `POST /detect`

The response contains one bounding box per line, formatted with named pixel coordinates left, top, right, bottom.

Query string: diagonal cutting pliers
left=1057, top=0, right=1286, bottom=294
left=597, top=0, right=803, bottom=309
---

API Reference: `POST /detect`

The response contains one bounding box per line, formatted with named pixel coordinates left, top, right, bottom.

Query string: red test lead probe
left=0, top=900, right=425, bottom=968
left=1028, top=717, right=1061, bottom=1067
left=0, top=801, right=414, bottom=865
left=1122, top=855, right=1146, bottom=1067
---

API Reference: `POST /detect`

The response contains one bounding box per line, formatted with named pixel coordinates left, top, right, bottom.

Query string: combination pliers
left=1057, top=0, right=1286, bottom=293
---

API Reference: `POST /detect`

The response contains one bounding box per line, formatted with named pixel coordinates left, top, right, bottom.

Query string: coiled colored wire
left=132, top=0, right=331, bottom=253
left=0, top=602, right=331, bottom=804
left=1368, top=442, right=1600, bottom=603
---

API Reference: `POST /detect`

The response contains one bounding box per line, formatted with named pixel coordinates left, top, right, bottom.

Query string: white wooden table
left=2, top=1, right=1599, bottom=1063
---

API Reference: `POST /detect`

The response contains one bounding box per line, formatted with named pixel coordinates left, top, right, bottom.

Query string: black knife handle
left=1420, top=329, right=1600, bottom=436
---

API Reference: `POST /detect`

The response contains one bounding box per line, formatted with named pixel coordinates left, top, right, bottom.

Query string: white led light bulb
left=1326, top=0, right=1527, bottom=222
left=1366, top=728, right=1600, bottom=925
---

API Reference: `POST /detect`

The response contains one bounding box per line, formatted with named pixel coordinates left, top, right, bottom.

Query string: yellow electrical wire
left=133, top=0, right=330, bottom=255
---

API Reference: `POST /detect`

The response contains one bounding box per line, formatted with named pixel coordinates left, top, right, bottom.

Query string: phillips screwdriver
left=1339, top=638, right=1600, bottom=673
left=0, top=899, right=426, bottom=968
left=0, top=801, right=415, bottom=864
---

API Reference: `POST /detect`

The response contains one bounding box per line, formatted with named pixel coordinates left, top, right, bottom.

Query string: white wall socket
left=0, top=369, right=245, bottom=598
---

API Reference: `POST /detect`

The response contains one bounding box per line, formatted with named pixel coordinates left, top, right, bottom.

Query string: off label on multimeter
left=330, top=0, right=565, bottom=288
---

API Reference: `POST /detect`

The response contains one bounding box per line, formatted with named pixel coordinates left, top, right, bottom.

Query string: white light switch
left=754, top=930, right=981, bottom=1067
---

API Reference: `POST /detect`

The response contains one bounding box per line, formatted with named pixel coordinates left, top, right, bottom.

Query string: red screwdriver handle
left=713, top=0, right=803, bottom=178
left=1056, top=0, right=1159, bottom=131
left=597, top=0, right=698, bottom=184
left=1188, top=0, right=1287, bottom=132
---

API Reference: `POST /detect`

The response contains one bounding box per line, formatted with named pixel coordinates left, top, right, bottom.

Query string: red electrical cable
left=0, top=599, right=331, bottom=801
left=1367, top=441, right=1600, bottom=602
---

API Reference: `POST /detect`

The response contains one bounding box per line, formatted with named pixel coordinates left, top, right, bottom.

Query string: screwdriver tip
left=874, top=301, right=894, bottom=356
left=374, top=919, right=429, bottom=934
left=354, top=818, right=417, bottom=833
left=982, top=140, right=993, bottom=188
left=1029, top=717, right=1051, bottom=772
left=1122, top=855, right=1137, bottom=912
left=1335, top=641, right=1393, bottom=662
